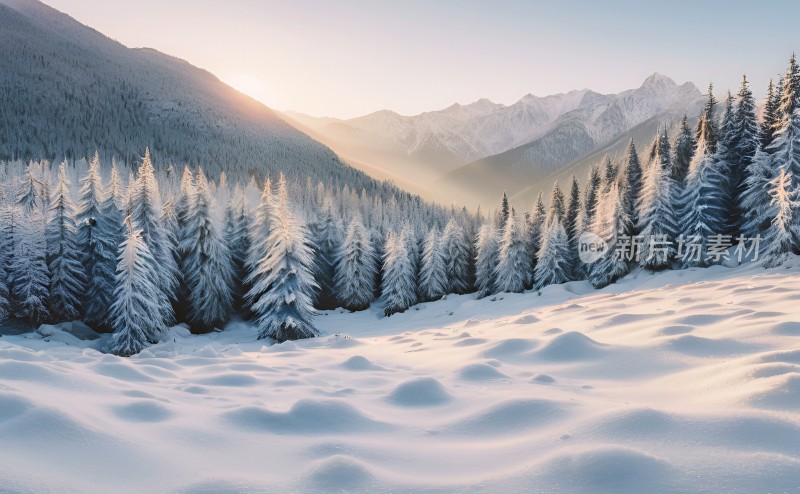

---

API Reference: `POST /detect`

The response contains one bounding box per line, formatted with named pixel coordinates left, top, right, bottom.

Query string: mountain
left=289, top=74, right=702, bottom=206
left=0, top=0, right=383, bottom=190
left=437, top=74, right=703, bottom=206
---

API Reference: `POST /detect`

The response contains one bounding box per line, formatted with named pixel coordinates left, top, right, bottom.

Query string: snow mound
left=225, top=399, right=390, bottom=434
left=387, top=377, right=452, bottom=407
left=536, top=331, right=605, bottom=360
left=481, top=338, right=538, bottom=359
left=111, top=401, right=173, bottom=423
left=308, top=455, right=376, bottom=492
left=447, top=399, right=565, bottom=435
left=340, top=355, right=385, bottom=371
left=457, top=363, right=509, bottom=381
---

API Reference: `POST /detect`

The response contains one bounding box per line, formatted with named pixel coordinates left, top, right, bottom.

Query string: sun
left=223, top=73, right=276, bottom=108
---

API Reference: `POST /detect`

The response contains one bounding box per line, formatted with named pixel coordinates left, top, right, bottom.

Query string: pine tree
left=579, top=164, right=602, bottom=235
left=528, top=192, right=547, bottom=268
left=681, top=88, right=730, bottom=266
left=600, top=155, right=617, bottom=190
left=107, top=220, right=171, bottom=357
left=533, top=219, right=571, bottom=290
left=17, top=164, right=44, bottom=216
left=440, top=218, right=470, bottom=294
left=12, top=208, right=49, bottom=326
left=500, top=192, right=510, bottom=225
left=741, top=147, right=778, bottom=237
left=474, top=223, right=500, bottom=299
left=247, top=174, right=319, bottom=341
left=335, top=214, right=376, bottom=311
left=768, top=55, right=800, bottom=187
left=419, top=227, right=447, bottom=301
left=245, top=177, right=272, bottom=311
left=731, top=75, right=761, bottom=232
left=565, top=176, right=581, bottom=242
left=672, top=113, right=696, bottom=184
left=222, top=186, right=251, bottom=310
left=588, top=183, right=631, bottom=288
left=494, top=211, right=532, bottom=293
left=762, top=167, right=800, bottom=268
left=46, top=162, right=86, bottom=322
left=761, top=79, right=780, bottom=149
left=309, top=198, right=341, bottom=309
left=638, top=129, right=678, bottom=270
left=77, top=154, right=117, bottom=329
left=621, top=139, right=643, bottom=232
left=545, top=182, right=566, bottom=226
left=381, top=230, right=417, bottom=316
left=106, top=164, right=126, bottom=212
left=696, top=83, right=719, bottom=152
left=180, top=169, right=235, bottom=331
left=129, top=148, right=178, bottom=323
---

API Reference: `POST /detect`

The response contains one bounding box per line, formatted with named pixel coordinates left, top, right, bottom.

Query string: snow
left=2, top=261, right=800, bottom=492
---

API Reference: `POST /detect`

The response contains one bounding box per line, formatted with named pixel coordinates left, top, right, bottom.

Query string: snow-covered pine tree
left=244, top=177, right=272, bottom=312
left=638, top=128, right=679, bottom=270
left=419, top=227, right=447, bottom=301
left=760, top=79, right=780, bottom=149
left=741, top=146, right=778, bottom=237
left=76, top=153, right=117, bottom=330
left=768, top=55, right=800, bottom=188
left=494, top=211, right=532, bottom=293
left=129, top=148, right=178, bottom=324
left=107, top=219, right=171, bottom=357
left=762, top=167, right=800, bottom=268
left=12, top=207, right=49, bottom=326
left=533, top=219, right=571, bottom=290
left=731, top=75, right=760, bottom=228
left=588, top=183, right=631, bottom=288
left=106, top=163, right=126, bottom=212
left=528, top=192, right=547, bottom=267
left=579, top=164, right=602, bottom=235
left=600, top=155, right=617, bottom=191
left=180, top=169, right=234, bottom=331
left=335, top=214, right=376, bottom=311
left=381, top=229, right=417, bottom=316
left=565, top=176, right=581, bottom=242
left=681, top=89, right=729, bottom=267
left=545, top=181, right=566, bottom=226
left=247, top=174, right=319, bottom=341
left=17, top=164, right=44, bottom=216
left=474, top=223, right=499, bottom=299
left=0, top=203, right=20, bottom=297
left=222, top=186, right=251, bottom=310
left=500, top=192, right=510, bottom=226
left=621, top=139, right=643, bottom=232
left=309, top=197, right=341, bottom=309
left=440, top=218, right=471, bottom=294
left=672, top=113, right=696, bottom=184
left=46, top=162, right=86, bottom=322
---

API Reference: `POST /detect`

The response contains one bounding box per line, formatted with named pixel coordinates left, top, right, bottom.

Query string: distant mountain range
left=287, top=74, right=704, bottom=207
left=0, top=0, right=385, bottom=193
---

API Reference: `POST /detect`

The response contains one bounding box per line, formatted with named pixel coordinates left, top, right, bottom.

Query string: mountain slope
left=0, top=0, right=377, bottom=188
left=438, top=74, right=702, bottom=206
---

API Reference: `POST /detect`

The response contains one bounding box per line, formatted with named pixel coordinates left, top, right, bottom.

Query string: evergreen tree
left=533, top=219, right=571, bottom=290
left=565, top=176, right=581, bottom=242
left=588, top=183, right=631, bottom=288
left=222, top=186, right=251, bottom=310
left=761, top=79, right=780, bottom=149
left=528, top=192, right=547, bottom=267
left=768, top=55, right=800, bottom=187
left=474, top=223, right=500, bottom=299
left=46, top=162, right=86, bottom=322
left=545, top=182, right=566, bottom=226
left=600, top=155, right=617, bottom=190
left=731, top=75, right=761, bottom=231
left=17, top=164, right=44, bottom=216
left=672, top=113, right=696, bottom=184
left=741, top=147, right=778, bottom=237
left=419, top=227, right=447, bottom=301
left=579, top=164, right=602, bottom=235
left=621, top=139, right=643, bottom=231
left=382, top=230, right=417, bottom=316
left=107, top=220, right=170, bottom=357
left=638, top=129, right=678, bottom=270
left=247, top=174, right=319, bottom=341
left=77, top=154, right=117, bottom=329
left=335, top=214, right=376, bottom=311
left=309, top=198, right=341, bottom=309
left=440, top=218, right=471, bottom=294
left=106, top=164, right=126, bottom=212
left=12, top=208, right=49, bottom=326
left=245, top=177, right=272, bottom=311
left=129, top=148, right=178, bottom=322
left=500, top=192, right=510, bottom=225
left=494, top=211, right=532, bottom=293
left=180, top=169, right=234, bottom=331
left=696, top=83, right=718, bottom=152
left=762, top=167, right=800, bottom=268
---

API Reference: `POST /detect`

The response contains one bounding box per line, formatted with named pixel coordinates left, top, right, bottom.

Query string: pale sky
left=45, top=0, right=800, bottom=119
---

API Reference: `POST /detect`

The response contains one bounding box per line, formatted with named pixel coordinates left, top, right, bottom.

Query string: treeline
left=2, top=55, right=799, bottom=356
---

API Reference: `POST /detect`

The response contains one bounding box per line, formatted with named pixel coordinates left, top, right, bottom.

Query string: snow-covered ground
left=1, top=261, right=800, bottom=493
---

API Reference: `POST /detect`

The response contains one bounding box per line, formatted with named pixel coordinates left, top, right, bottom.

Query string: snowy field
left=1, top=261, right=800, bottom=493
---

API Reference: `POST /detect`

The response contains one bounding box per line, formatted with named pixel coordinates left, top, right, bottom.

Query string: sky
left=44, top=0, right=800, bottom=119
